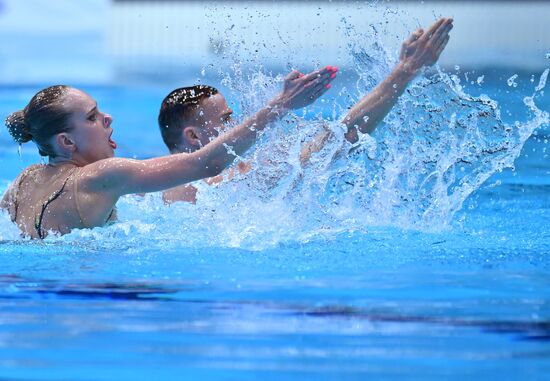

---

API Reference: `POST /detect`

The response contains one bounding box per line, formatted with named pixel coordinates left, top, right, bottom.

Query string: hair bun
left=5, top=110, right=32, bottom=143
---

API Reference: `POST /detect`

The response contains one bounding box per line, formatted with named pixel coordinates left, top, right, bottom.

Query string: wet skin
left=1, top=68, right=337, bottom=237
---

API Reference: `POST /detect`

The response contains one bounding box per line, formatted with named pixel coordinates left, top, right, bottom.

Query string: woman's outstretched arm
left=81, top=67, right=335, bottom=197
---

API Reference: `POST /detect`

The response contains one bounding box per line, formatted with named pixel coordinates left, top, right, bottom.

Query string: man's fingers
left=403, top=28, right=424, bottom=46
left=423, top=18, right=446, bottom=39
left=432, top=21, right=453, bottom=48
left=401, top=29, right=424, bottom=60
left=437, top=19, right=453, bottom=37
left=434, top=35, right=450, bottom=60
left=413, top=29, right=424, bottom=41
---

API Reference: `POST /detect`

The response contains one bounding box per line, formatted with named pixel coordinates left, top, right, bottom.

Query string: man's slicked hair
left=158, top=85, right=219, bottom=151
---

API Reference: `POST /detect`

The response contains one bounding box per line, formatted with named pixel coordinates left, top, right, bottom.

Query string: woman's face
left=64, top=88, right=116, bottom=164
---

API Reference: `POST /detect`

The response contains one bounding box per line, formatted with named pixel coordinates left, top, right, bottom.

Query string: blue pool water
left=0, top=63, right=549, bottom=380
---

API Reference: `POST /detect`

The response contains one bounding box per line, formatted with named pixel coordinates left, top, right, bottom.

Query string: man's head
left=158, top=85, right=233, bottom=154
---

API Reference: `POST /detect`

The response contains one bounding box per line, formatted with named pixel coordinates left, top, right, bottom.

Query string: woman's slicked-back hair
left=158, top=85, right=218, bottom=151
left=5, top=85, right=72, bottom=157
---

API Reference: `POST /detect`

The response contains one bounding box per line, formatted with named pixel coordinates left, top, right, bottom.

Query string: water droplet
left=507, top=74, right=518, bottom=87
left=535, top=68, right=549, bottom=92
left=476, top=75, right=484, bottom=85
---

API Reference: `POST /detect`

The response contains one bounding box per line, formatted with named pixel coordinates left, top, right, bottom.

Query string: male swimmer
left=157, top=18, right=453, bottom=203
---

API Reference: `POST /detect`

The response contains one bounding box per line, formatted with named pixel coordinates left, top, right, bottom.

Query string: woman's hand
left=272, top=66, right=338, bottom=110
left=400, top=18, right=453, bottom=75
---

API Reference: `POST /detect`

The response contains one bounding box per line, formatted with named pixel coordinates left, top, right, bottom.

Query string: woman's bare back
left=1, top=164, right=116, bottom=239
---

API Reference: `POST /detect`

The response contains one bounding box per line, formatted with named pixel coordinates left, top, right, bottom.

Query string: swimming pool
left=0, top=64, right=549, bottom=380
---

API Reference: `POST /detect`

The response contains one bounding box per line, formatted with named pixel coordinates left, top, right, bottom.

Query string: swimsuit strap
left=73, top=172, right=85, bottom=226
left=34, top=168, right=77, bottom=239
left=106, top=208, right=116, bottom=223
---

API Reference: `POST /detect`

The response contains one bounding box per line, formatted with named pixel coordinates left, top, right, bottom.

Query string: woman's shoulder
left=1, top=164, right=42, bottom=215
left=19, top=163, right=44, bottom=175
left=8, top=164, right=44, bottom=190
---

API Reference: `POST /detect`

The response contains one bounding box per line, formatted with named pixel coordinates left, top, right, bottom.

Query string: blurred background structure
left=0, top=0, right=549, bottom=85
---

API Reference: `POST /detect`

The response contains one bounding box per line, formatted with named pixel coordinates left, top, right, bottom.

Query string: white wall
left=108, top=1, right=550, bottom=80
left=0, top=0, right=549, bottom=84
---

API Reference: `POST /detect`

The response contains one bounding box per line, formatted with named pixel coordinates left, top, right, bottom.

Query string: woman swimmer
left=0, top=68, right=336, bottom=238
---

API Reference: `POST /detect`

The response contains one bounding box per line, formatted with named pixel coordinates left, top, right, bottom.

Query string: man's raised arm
left=343, top=18, right=453, bottom=143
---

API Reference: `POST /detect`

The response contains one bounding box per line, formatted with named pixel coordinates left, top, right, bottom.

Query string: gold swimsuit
left=10, top=166, right=116, bottom=239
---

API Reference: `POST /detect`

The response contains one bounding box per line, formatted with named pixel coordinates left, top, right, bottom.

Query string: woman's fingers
left=301, top=66, right=335, bottom=83
left=300, top=68, right=324, bottom=83
left=286, top=70, right=302, bottom=81
left=306, top=74, right=335, bottom=99
left=298, top=72, right=334, bottom=103
left=283, top=66, right=337, bottom=106
left=305, top=70, right=333, bottom=90
left=312, top=84, right=332, bottom=100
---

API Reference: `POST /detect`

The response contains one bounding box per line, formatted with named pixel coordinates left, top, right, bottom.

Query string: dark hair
left=5, top=85, right=72, bottom=157
left=158, top=85, right=219, bottom=151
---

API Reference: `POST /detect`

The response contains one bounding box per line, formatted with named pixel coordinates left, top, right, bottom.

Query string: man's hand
left=400, top=18, right=453, bottom=75
left=341, top=17, right=454, bottom=141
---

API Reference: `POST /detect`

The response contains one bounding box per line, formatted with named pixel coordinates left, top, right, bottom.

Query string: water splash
left=534, top=68, right=549, bottom=92
left=58, top=47, right=549, bottom=250
left=507, top=74, right=519, bottom=87
left=0, top=207, right=23, bottom=241
left=139, top=16, right=547, bottom=248
left=2, top=10, right=549, bottom=250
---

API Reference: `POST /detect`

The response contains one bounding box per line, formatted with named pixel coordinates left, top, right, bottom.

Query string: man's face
left=194, top=93, right=233, bottom=145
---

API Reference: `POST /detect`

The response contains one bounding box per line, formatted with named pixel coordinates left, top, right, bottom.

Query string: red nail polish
left=330, top=73, right=337, bottom=79
left=325, top=84, right=331, bottom=89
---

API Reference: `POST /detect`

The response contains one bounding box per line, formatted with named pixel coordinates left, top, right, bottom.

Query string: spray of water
left=0, top=8, right=548, bottom=250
